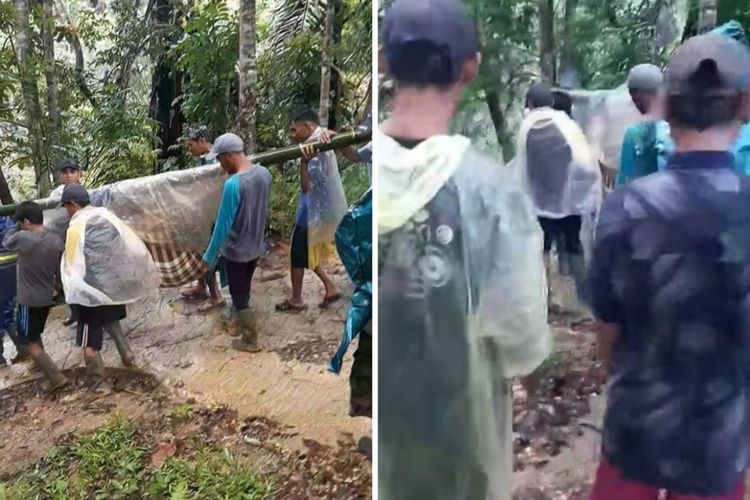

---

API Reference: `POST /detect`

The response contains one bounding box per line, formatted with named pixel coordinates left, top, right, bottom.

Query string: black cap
left=526, top=81, right=554, bottom=108
left=667, top=33, right=750, bottom=96
left=382, top=0, right=477, bottom=83
left=60, top=184, right=90, bottom=205
left=56, top=159, right=81, bottom=172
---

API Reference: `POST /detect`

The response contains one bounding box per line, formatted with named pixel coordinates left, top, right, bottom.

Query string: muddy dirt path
left=0, top=242, right=369, bottom=454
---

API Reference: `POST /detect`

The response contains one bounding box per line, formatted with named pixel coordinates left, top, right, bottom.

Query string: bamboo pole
left=0, top=130, right=371, bottom=217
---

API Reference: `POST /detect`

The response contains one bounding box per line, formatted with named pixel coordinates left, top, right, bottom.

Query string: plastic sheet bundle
left=41, top=165, right=227, bottom=287
left=62, top=207, right=160, bottom=306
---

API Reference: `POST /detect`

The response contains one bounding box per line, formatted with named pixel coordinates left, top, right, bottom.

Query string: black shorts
left=16, top=304, right=51, bottom=345
left=290, top=225, right=309, bottom=269
left=538, top=215, right=583, bottom=255
left=76, top=304, right=127, bottom=351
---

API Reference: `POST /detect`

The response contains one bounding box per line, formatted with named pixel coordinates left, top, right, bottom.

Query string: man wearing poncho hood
left=516, top=81, right=601, bottom=306
left=378, top=0, right=550, bottom=498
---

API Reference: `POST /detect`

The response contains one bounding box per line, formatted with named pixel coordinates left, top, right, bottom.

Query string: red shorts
left=590, top=459, right=745, bottom=500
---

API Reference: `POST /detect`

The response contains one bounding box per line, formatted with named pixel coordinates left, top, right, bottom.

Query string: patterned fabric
left=144, top=242, right=205, bottom=288
left=589, top=151, right=750, bottom=495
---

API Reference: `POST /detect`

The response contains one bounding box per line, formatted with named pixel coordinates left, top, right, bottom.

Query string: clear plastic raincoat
left=378, top=131, right=550, bottom=500
left=305, top=127, right=349, bottom=268
left=515, top=107, right=601, bottom=218
left=62, top=206, right=159, bottom=307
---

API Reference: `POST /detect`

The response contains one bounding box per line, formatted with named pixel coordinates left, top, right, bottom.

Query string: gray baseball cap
left=627, top=64, right=664, bottom=92
left=667, top=33, right=750, bottom=96
left=60, top=184, right=90, bottom=205
left=213, top=133, right=244, bottom=155
left=382, top=0, right=477, bottom=83
left=56, top=158, right=81, bottom=172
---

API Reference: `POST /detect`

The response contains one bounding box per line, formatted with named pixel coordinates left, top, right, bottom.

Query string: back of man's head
left=666, top=33, right=750, bottom=132
left=552, top=89, right=573, bottom=116
left=526, top=81, right=554, bottom=109
left=14, top=201, right=43, bottom=226
left=382, top=0, right=478, bottom=90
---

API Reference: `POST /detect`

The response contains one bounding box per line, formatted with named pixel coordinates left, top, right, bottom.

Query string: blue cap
left=382, top=0, right=477, bottom=83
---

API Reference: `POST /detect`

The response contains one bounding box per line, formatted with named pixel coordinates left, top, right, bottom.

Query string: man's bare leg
left=313, top=265, right=340, bottom=308
left=198, top=272, right=226, bottom=312
left=276, top=268, right=306, bottom=311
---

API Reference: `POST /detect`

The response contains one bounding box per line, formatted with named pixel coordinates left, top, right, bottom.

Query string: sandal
left=181, top=285, right=207, bottom=300
left=197, top=298, right=226, bottom=313
left=319, top=293, right=341, bottom=309
left=275, top=300, right=307, bottom=313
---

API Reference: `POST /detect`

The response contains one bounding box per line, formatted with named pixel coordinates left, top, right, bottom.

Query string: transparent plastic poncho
left=306, top=127, right=349, bottom=249
left=378, top=133, right=551, bottom=499
left=515, top=108, right=602, bottom=218
left=61, top=206, right=160, bottom=306
left=569, top=85, right=642, bottom=173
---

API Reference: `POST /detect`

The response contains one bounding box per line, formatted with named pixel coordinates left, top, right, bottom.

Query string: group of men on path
left=378, top=0, right=750, bottom=499
left=0, top=108, right=373, bottom=425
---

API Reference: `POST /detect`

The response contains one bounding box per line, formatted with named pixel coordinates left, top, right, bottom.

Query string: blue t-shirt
left=0, top=216, right=13, bottom=254
left=589, top=151, right=750, bottom=495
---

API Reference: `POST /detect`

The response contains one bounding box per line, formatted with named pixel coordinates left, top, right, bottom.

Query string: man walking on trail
left=588, top=33, right=750, bottom=500
left=378, top=0, right=550, bottom=498
left=616, top=64, right=673, bottom=185
left=201, top=133, right=272, bottom=353
left=48, top=159, right=85, bottom=328
left=2, top=202, right=68, bottom=391
left=517, top=81, right=600, bottom=305
left=276, top=109, right=348, bottom=313
left=181, top=125, right=225, bottom=313
left=61, top=184, right=147, bottom=393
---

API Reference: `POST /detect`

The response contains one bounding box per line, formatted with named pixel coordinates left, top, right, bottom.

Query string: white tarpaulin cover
left=515, top=107, right=602, bottom=218
left=62, top=206, right=160, bottom=306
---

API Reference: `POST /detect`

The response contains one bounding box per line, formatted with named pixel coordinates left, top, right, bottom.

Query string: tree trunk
left=237, top=0, right=257, bottom=152
left=559, top=0, right=579, bottom=88
left=329, top=0, right=345, bottom=131
left=13, top=0, right=50, bottom=194
left=539, top=0, right=556, bottom=82
left=0, top=168, right=14, bottom=205
left=41, top=0, right=59, bottom=163
left=149, top=0, right=184, bottom=172
left=698, top=0, right=718, bottom=32
left=319, top=0, right=336, bottom=128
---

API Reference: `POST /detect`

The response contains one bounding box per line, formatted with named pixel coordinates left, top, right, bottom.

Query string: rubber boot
left=105, top=322, right=136, bottom=367
left=232, top=308, right=261, bottom=353
left=6, top=326, right=31, bottom=364
left=85, top=353, right=111, bottom=394
left=220, top=304, right=236, bottom=325
left=33, top=351, right=69, bottom=393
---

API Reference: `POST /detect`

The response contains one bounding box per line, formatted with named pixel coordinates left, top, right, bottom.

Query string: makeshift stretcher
left=0, top=130, right=371, bottom=288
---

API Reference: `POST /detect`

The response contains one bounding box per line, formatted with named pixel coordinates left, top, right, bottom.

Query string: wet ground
left=0, top=242, right=370, bottom=486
